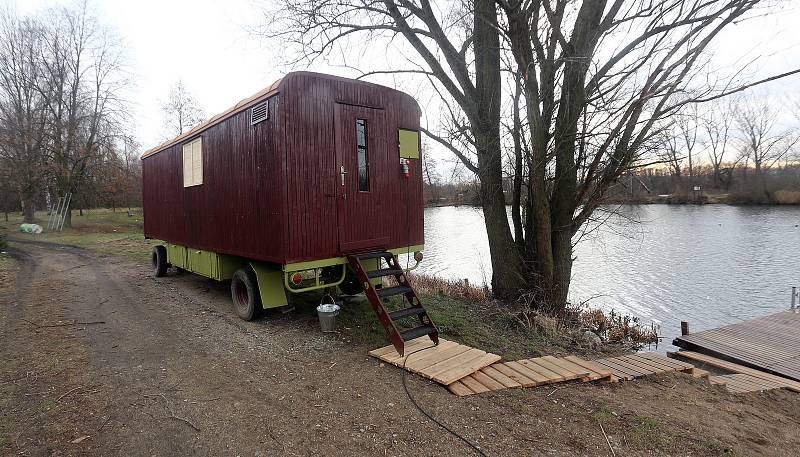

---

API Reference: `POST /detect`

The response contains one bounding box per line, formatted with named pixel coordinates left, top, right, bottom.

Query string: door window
left=356, top=119, right=369, bottom=191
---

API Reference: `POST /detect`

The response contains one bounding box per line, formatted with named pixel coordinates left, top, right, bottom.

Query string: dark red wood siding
left=142, top=72, right=423, bottom=265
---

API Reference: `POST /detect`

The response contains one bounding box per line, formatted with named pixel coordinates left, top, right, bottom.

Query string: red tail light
left=290, top=272, right=303, bottom=285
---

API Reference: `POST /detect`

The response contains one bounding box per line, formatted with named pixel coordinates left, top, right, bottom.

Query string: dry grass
left=774, top=190, right=800, bottom=205
left=404, top=272, right=489, bottom=301
left=396, top=272, right=658, bottom=351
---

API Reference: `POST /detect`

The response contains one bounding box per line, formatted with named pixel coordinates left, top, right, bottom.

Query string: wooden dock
left=673, top=310, right=800, bottom=382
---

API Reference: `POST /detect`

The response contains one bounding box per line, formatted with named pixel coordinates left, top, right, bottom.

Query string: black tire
left=338, top=268, right=365, bottom=295
left=231, top=267, right=262, bottom=321
left=152, top=245, right=168, bottom=277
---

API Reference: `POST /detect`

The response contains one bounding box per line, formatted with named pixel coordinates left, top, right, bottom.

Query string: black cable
left=399, top=161, right=489, bottom=457
left=401, top=346, right=490, bottom=457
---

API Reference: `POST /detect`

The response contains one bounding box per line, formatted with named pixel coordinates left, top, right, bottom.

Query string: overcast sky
left=6, top=0, right=800, bottom=174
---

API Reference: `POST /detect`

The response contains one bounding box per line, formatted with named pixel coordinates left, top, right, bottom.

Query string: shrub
left=774, top=190, right=800, bottom=205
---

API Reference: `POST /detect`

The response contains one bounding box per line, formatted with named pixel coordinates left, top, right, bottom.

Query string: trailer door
left=334, top=103, right=390, bottom=253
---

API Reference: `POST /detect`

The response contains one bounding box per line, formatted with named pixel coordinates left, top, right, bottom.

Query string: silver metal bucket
left=316, top=295, right=341, bottom=333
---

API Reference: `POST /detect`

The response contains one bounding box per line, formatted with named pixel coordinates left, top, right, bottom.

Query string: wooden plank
left=403, top=343, right=472, bottom=371
left=592, top=359, right=636, bottom=380
left=459, top=375, right=490, bottom=394
left=603, top=357, right=652, bottom=376
left=518, top=359, right=565, bottom=382
left=673, top=311, right=800, bottom=382
left=371, top=338, right=501, bottom=388
left=690, top=368, right=710, bottom=379
left=381, top=340, right=457, bottom=365
left=708, top=375, right=727, bottom=386
left=669, top=351, right=800, bottom=392
left=448, top=380, right=475, bottom=397
left=504, top=361, right=551, bottom=385
left=531, top=357, right=583, bottom=380
left=492, top=363, right=538, bottom=387
left=470, top=370, right=506, bottom=391
left=436, top=353, right=502, bottom=386
left=480, top=366, right=521, bottom=388
left=564, top=356, right=615, bottom=381
left=615, top=355, right=670, bottom=374
left=541, top=356, right=591, bottom=379
left=370, top=336, right=438, bottom=359
left=638, top=352, right=694, bottom=370
left=624, top=355, right=676, bottom=373
left=423, top=349, right=488, bottom=379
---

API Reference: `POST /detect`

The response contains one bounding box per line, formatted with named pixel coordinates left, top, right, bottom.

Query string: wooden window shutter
left=182, top=143, right=193, bottom=187
left=192, top=137, right=203, bottom=185
left=182, top=137, right=203, bottom=187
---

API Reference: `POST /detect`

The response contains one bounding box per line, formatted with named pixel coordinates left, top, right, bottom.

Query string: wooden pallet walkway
left=708, top=373, right=788, bottom=393
left=370, top=339, right=705, bottom=397
left=592, top=352, right=696, bottom=380
left=448, top=356, right=616, bottom=396
left=369, top=337, right=501, bottom=385
left=669, top=350, right=800, bottom=393
left=673, top=310, right=800, bottom=382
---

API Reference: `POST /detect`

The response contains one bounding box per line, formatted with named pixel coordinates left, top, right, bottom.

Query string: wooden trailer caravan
left=141, top=72, right=436, bottom=355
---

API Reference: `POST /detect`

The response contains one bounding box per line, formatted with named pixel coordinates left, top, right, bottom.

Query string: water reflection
left=413, top=204, right=800, bottom=349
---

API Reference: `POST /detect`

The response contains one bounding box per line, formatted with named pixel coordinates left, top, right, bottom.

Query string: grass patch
left=0, top=208, right=153, bottom=262
left=290, top=286, right=579, bottom=360
left=592, top=407, right=617, bottom=423
left=632, top=415, right=659, bottom=432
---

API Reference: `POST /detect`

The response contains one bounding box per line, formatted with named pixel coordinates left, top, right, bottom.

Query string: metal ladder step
left=389, top=307, right=426, bottom=321
left=377, top=285, right=412, bottom=298
left=401, top=324, right=437, bottom=342
left=367, top=268, right=403, bottom=279
left=356, top=251, right=393, bottom=260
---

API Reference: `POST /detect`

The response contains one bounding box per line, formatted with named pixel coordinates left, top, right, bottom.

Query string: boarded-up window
left=398, top=129, right=420, bottom=159
left=182, top=137, right=203, bottom=187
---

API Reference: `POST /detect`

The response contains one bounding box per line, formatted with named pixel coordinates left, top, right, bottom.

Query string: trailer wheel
left=231, top=268, right=262, bottom=321
left=338, top=269, right=364, bottom=295
left=152, top=245, right=168, bottom=277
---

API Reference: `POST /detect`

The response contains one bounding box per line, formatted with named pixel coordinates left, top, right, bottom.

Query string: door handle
left=340, top=165, right=348, bottom=186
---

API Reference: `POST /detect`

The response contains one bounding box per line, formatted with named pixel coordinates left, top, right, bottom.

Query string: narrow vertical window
left=356, top=118, right=369, bottom=191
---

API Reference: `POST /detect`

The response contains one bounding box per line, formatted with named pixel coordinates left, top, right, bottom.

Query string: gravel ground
left=1, top=240, right=800, bottom=456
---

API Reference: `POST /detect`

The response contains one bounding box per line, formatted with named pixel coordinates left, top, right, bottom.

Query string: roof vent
left=251, top=101, right=268, bottom=125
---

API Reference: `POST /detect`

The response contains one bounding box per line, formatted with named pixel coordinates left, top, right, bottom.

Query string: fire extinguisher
left=401, top=158, right=411, bottom=179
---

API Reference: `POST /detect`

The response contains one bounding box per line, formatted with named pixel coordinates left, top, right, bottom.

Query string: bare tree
left=39, top=1, right=129, bottom=227
left=702, top=100, right=734, bottom=189
left=656, top=128, right=684, bottom=186
left=162, top=80, right=205, bottom=137
left=263, top=0, right=799, bottom=309
left=0, top=10, right=49, bottom=222
left=734, top=95, right=798, bottom=177
left=677, top=104, right=699, bottom=188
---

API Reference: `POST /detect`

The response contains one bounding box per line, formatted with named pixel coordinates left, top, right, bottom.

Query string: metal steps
left=347, top=252, right=438, bottom=356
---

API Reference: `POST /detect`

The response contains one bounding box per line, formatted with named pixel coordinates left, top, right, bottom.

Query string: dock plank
left=669, top=351, right=800, bottom=392
left=673, top=310, right=800, bottom=382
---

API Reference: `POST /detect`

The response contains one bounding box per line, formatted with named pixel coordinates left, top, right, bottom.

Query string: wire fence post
left=792, top=287, right=797, bottom=311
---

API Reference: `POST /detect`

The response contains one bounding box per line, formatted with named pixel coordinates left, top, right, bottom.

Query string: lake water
left=415, top=205, right=800, bottom=349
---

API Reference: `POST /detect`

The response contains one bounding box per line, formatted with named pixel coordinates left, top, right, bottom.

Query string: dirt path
left=2, top=241, right=800, bottom=456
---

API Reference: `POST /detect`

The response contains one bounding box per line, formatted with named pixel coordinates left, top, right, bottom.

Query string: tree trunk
left=472, top=0, right=526, bottom=299
left=21, top=198, right=35, bottom=223
left=63, top=206, right=72, bottom=228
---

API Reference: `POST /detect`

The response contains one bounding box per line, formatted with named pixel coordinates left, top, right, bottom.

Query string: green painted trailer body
left=163, top=241, right=423, bottom=310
